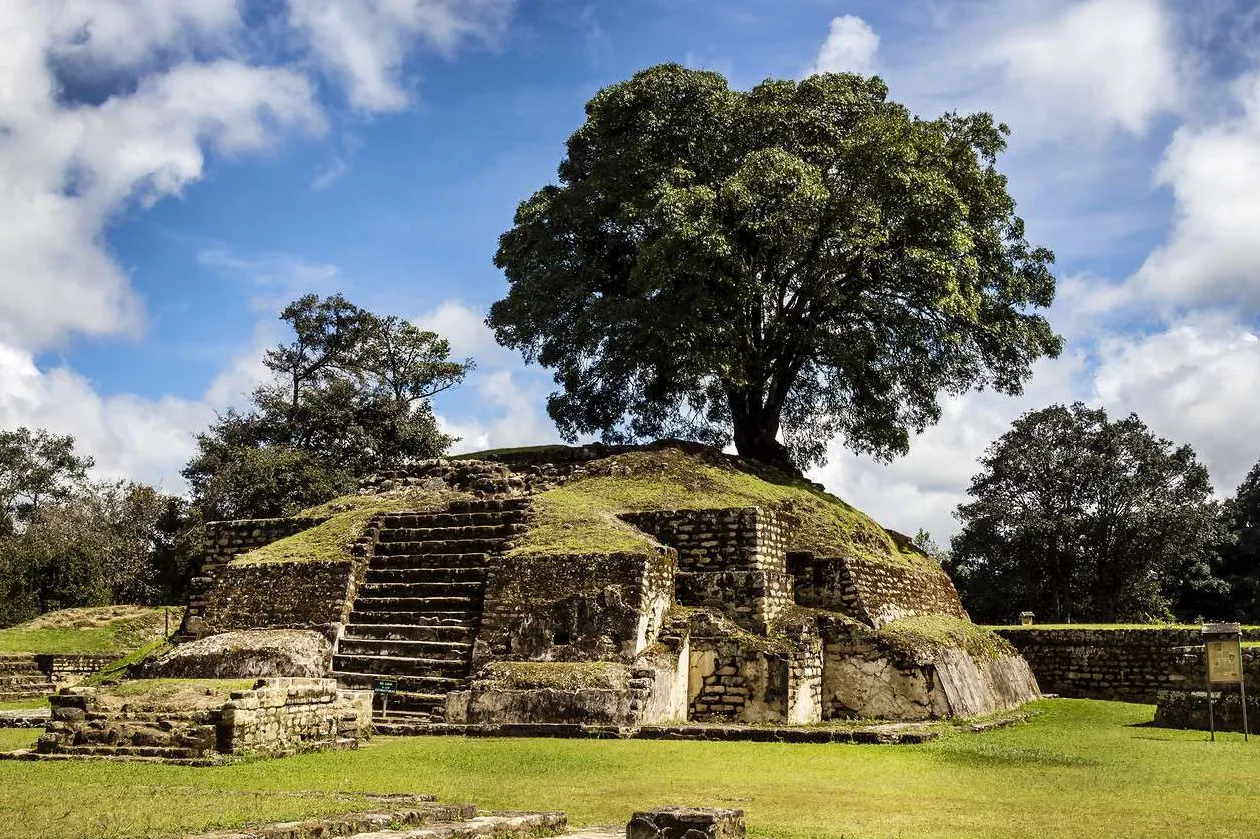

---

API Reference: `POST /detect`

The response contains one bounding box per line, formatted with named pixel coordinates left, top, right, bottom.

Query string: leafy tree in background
left=949, top=403, right=1223, bottom=623
left=184, top=294, right=472, bottom=520
left=0, top=427, right=94, bottom=533
left=489, top=64, right=1061, bottom=472
left=1205, top=462, right=1260, bottom=622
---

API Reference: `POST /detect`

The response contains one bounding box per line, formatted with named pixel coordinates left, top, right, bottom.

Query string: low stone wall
left=476, top=549, right=676, bottom=666
left=37, top=654, right=117, bottom=685
left=791, top=554, right=967, bottom=628
left=220, top=678, right=372, bottom=756
left=38, top=678, right=371, bottom=760
left=0, top=654, right=114, bottom=700
left=188, top=559, right=365, bottom=639
left=990, top=627, right=1256, bottom=703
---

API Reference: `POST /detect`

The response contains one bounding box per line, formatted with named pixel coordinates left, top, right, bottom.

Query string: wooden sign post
left=1202, top=622, right=1248, bottom=743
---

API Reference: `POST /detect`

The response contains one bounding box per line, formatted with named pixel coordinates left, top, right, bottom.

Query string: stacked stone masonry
left=33, top=678, right=370, bottom=761
left=622, top=508, right=793, bottom=632
left=182, top=516, right=331, bottom=639
left=791, top=554, right=967, bottom=629
left=995, top=627, right=1260, bottom=703
left=0, top=654, right=113, bottom=701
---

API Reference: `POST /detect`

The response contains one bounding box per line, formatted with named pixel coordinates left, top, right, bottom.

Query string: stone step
left=370, top=552, right=488, bottom=570
left=48, top=744, right=202, bottom=760
left=377, top=524, right=527, bottom=543
left=332, top=670, right=466, bottom=694
left=352, top=596, right=480, bottom=614
left=380, top=511, right=526, bottom=529
left=366, top=566, right=486, bottom=584
left=447, top=498, right=531, bottom=513
left=332, top=654, right=470, bottom=678
left=343, top=623, right=474, bottom=643
left=360, top=810, right=566, bottom=838
left=345, top=612, right=473, bottom=627
left=359, top=581, right=484, bottom=599
left=380, top=539, right=508, bottom=555
left=337, top=637, right=472, bottom=660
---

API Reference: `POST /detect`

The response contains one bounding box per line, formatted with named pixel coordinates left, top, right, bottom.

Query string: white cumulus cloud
left=809, top=15, right=879, bottom=76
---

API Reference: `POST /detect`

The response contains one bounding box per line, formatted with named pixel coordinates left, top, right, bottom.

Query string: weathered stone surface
left=628, top=807, right=745, bottom=839
left=144, top=629, right=333, bottom=679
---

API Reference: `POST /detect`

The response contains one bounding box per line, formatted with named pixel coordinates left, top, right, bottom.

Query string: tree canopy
left=0, top=430, right=187, bottom=627
left=184, top=294, right=472, bottom=520
left=949, top=403, right=1223, bottom=623
left=489, top=64, right=1061, bottom=471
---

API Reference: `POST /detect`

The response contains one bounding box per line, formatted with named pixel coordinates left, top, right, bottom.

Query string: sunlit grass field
left=1, top=699, right=1256, bottom=839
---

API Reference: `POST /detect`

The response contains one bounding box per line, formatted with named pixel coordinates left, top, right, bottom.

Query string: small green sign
left=374, top=678, right=398, bottom=695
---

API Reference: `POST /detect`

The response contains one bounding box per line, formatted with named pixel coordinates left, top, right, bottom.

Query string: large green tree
left=489, top=64, right=1061, bottom=471
left=184, top=294, right=472, bottom=519
left=949, top=403, right=1223, bottom=623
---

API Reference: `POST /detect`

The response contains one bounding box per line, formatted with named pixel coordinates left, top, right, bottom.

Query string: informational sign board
left=1201, top=622, right=1249, bottom=742
left=1208, top=638, right=1244, bottom=684
left=374, top=678, right=398, bottom=695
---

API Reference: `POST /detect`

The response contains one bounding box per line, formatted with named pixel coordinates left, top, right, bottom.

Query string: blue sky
left=2, top=0, right=1260, bottom=540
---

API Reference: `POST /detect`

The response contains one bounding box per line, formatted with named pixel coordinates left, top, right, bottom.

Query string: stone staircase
left=332, top=499, right=530, bottom=724
left=0, top=656, right=54, bottom=702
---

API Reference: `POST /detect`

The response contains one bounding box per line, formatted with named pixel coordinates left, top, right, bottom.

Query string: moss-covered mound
left=876, top=615, right=1018, bottom=661
left=511, top=445, right=929, bottom=567
left=232, top=442, right=929, bottom=569
left=0, top=606, right=180, bottom=656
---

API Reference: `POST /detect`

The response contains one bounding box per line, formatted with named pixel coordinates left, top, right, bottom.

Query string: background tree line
left=0, top=294, right=471, bottom=628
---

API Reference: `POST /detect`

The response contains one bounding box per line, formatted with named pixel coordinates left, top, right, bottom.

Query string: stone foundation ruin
left=163, top=444, right=1038, bottom=735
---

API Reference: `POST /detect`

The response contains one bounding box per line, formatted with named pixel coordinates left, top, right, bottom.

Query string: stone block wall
left=38, top=679, right=371, bottom=760
left=791, top=554, right=967, bottom=628
left=188, top=559, right=365, bottom=640
left=220, top=678, right=372, bottom=756
left=476, top=549, right=677, bottom=666
left=622, top=508, right=793, bottom=632
left=621, top=508, right=790, bottom=574
left=181, top=516, right=328, bottom=638
left=991, top=627, right=1249, bottom=703
left=675, top=571, right=794, bottom=634
left=1153, top=651, right=1260, bottom=733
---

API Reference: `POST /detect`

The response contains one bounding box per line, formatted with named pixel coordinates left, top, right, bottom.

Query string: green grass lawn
left=1, top=699, right=1258, bottom=839
left=0, top=606, right=179, bottom=655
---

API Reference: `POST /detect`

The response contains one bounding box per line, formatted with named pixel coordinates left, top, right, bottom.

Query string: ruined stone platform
left=178, top=800, right=566, bottom=839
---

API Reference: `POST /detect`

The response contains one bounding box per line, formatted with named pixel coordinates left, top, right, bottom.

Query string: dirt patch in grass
left=94, top=679, right=257, bottom=711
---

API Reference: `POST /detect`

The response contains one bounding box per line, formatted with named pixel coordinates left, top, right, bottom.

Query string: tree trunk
left=728, top=389, right=796, bottom=474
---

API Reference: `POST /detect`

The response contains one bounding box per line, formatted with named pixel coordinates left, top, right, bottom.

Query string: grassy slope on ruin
left=0, top=606, right=180, bottom=656
left=510, top=446, right=931, bottom=568
left=233, top=488, right=473, bottom=565
left=877, top=615, right=1017, bottom=661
